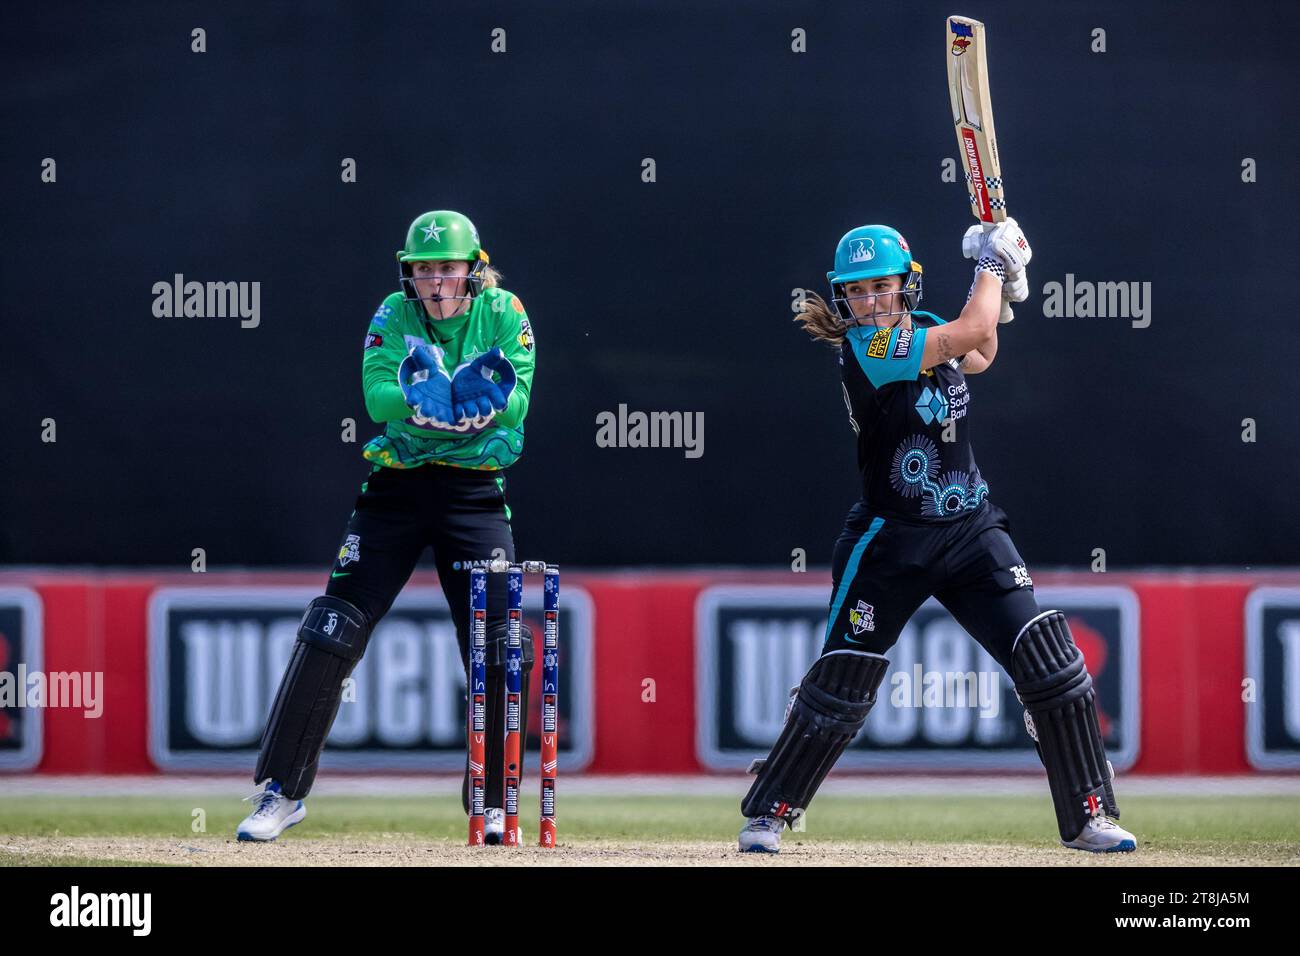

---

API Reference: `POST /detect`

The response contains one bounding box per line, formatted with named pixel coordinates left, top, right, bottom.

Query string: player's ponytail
left=481, top=266, right=502, bottom=289
left=794, top=292, right=844, bottom=348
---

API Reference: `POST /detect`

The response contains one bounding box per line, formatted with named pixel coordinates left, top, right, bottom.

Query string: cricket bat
left=947, top=15, right=1016, bottom=321
left=947, top=15, right=1005, bottom=227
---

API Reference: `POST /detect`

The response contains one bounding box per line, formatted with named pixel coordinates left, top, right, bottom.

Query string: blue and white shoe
left=738, top=815, right=784, bottom=853
left=1062, top=814, right=1137, bottom=853
left=236, top=780, right=306, bottom=842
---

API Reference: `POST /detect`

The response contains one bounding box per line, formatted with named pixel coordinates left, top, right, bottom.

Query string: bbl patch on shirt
left=848, top=600, right=876, bottom=634
left=517, top=317, right=534, bottom=352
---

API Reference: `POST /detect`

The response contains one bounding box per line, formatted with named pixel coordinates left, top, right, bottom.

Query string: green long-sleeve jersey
left=361, top=287, right=535, bottom=470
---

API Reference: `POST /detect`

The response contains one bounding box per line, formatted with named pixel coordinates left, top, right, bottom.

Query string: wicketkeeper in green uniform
left=237, top=210, right=538, bottom=844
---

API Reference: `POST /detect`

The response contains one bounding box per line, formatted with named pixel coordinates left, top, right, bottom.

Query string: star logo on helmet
left=421, top=221, right=447, bottom=242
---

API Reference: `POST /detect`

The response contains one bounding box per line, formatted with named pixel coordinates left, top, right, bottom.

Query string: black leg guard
left=255, top=596, right=371, bottom=800
left=1022, top=709, right=1116, bottom=788
left=1023, top=708, right=1046, bottom=766
left=741, top=650, right=889, bottom=826
left=1012, top=610, right=1119, bottom=841
left=463, top=625, right=534, bottom=813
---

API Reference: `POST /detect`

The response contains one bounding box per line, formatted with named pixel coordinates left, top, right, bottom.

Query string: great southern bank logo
left=914, top=385, right=949, bottom=425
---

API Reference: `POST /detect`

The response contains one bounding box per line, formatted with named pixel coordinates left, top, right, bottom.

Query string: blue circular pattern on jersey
left=890, top=435, right=990, bottom=517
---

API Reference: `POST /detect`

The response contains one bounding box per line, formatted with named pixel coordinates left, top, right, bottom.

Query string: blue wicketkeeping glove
left=398, top=345, right=458, bottom=427
left=450, top=348, right=518, bottom=423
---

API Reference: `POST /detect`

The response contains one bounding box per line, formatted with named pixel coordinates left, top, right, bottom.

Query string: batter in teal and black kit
left=236, top=211, right=537, bottom=845
left=739, top=222, right=1137, bottom=855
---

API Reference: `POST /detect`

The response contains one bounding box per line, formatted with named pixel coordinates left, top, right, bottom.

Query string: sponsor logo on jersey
left=867, top=328, right=891, bottom=359
left=364, top=333, right=383, bottom=349
left=914, top=385, right=950, bottom=425
left=517, top=317, right=534, bottom=352
left=1010, top=565, right=1033, bottom=588
left=511, top=295, right=525, bottom=314
left=892, top=328, right=913, bottom=359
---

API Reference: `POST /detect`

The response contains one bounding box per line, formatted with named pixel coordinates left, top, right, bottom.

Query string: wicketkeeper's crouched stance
left=237, top=210, right=538, bottom=844
left=739, top=223, right=1134, bottom=854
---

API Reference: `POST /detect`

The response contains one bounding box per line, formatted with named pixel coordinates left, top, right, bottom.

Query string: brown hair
left=794, top=291, right=845, bottom=348
left=481, top=265, right=503, bottom=289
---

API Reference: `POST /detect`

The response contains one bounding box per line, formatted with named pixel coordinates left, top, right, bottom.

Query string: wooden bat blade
left=947, top=15, right=1006, bottom=224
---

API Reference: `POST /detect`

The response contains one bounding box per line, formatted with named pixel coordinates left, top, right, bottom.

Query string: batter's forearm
left=977, top=324, right=998, bottom=364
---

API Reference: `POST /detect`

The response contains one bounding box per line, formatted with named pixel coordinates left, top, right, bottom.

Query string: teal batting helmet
left=826, top=224, right=923, bottom=326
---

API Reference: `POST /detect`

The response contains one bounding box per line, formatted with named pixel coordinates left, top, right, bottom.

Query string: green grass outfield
left=2, top=794, right=1298, bottom=865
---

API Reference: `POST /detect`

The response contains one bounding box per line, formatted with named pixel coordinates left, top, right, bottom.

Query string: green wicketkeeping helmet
left=396, top=210, right=490, bottom=306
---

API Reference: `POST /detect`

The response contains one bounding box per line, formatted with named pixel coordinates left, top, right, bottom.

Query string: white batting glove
left=998, top=271, right=1029, bottom=324
left=1002, top=271, right=1029, bottom=303
left=963, top=222, right=1033, bottom=275
left=980, top=218, right=1032, bottom=275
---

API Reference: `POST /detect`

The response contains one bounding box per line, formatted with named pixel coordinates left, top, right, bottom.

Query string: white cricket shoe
left=1062, top=814, right=1137, bottom=853
left=738, top=815, right=784, bottom=853
left=483, top=807, right=522, bottom=846
left=236, top=780, right=306, bottom=842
